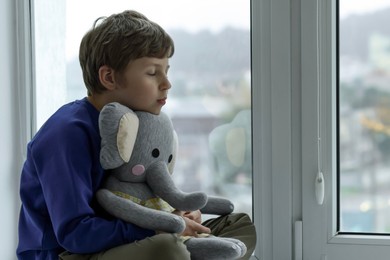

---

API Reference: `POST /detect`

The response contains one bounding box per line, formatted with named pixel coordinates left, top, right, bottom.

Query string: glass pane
left=339, top=0, right=390, bottom=233
left=34, top=0, right=252, bottom=217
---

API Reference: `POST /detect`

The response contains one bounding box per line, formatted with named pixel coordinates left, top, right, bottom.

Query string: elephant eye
left=168, top=154, right=173, bottom=163
left=152, top=148, right=160, bottom=158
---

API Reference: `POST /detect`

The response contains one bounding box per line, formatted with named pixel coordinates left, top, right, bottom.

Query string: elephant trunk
left=146, top=161, right=208, bottom=211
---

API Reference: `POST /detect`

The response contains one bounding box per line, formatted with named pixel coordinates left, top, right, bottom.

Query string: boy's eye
left=147, top=72, right=156, bottom=76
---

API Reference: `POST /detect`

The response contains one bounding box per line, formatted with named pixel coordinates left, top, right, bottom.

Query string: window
left=33, top=0, right=252, bottom=220
left=302, top=0, right=390, bottom=258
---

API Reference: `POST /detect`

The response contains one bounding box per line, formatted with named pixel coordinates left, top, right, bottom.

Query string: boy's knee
left=228, top=213, right=256, bottom=230
left=231, top=212, right=251, bottom=222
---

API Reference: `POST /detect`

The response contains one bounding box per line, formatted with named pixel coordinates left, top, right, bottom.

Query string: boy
left=17, top=10, right=256, bottom=260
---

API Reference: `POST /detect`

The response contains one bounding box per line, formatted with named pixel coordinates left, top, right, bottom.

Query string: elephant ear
left=167, top=130, right=179, bottom=174
left=99, top=102, right=139, bottom=169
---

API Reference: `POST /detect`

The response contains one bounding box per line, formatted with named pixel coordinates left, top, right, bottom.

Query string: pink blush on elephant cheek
left=132, top=164, right=145, bottom=176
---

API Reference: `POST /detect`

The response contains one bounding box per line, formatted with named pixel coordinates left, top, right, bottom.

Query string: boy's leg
left=59, top=233, right=190, bottom=260
left=202, top=213, right=257, bottom=260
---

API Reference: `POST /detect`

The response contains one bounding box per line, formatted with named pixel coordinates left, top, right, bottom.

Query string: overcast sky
left=339, top=0, right=390, bottom=18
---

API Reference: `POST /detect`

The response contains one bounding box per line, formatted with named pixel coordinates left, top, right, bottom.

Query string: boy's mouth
left=157, top=98, right=167, bottom=105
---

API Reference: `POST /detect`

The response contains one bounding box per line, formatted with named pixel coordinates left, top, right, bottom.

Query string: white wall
left=0, top=0, right=22, bottom=258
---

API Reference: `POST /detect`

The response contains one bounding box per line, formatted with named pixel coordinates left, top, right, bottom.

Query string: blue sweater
left=17, top=98, right=155, bottom=259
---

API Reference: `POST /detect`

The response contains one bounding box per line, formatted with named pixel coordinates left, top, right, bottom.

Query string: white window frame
left=251, top=0, right=295, bottom=259
left=16, top=0, right=35, bottom=154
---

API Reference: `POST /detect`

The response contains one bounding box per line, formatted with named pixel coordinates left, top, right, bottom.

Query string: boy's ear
left=98, top=65, right=116, bottom=90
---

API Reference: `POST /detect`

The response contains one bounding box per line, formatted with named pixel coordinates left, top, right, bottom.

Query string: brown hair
left=79, top=10, right=175, bottom=95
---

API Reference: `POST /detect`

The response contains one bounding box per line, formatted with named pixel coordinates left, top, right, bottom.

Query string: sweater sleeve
left=31, top=118, right=155, bottom=253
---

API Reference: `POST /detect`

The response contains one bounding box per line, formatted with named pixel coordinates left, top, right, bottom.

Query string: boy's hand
left=183, top=210, right=202, bottom=224
left=173, top=210, right=211, bottom=236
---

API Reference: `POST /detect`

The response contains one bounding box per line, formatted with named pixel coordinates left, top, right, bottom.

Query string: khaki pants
left=59, top=213, right=256, bottom=260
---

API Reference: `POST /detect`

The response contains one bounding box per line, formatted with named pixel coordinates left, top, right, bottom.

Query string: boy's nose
left=160, top=77, right=171, bottom=90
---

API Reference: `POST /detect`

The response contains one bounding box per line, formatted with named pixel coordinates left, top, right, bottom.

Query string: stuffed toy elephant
left=96, top=102, right=247, bottom=260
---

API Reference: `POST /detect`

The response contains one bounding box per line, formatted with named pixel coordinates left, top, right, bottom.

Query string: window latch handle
left=315, top=171, right=325, bottom=205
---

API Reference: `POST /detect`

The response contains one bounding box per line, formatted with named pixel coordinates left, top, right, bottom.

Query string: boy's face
left=112, top=57, right=171, bottom=115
